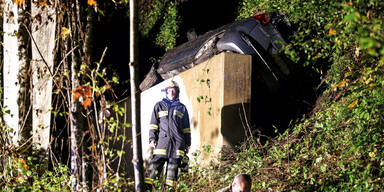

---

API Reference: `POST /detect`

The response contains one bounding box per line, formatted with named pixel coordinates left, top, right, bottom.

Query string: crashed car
left=140, top=12, right=295, bottom=92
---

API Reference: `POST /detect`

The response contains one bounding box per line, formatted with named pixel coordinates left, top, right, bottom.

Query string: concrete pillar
left=140, top=52, right=252, bottom=166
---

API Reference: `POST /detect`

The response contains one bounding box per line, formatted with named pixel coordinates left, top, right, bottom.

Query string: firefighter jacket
left=149, top=98, right=191, bottom=159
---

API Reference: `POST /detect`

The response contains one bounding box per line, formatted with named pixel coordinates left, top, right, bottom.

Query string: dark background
left=92, top=0, right=240, bottom=98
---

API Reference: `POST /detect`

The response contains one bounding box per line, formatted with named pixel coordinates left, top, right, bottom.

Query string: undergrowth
left=178, top=0, right=384, bottom=191
left=178, top=66, right=384, bottom=191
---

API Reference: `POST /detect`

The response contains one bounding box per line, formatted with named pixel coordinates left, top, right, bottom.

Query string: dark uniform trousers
left=145, top=156, right=181, bottom=188
left=144, top=98, right=191, bottom=190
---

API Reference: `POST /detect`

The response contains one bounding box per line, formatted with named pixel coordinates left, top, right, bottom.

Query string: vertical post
left=129, top=0, right=144, bottom=191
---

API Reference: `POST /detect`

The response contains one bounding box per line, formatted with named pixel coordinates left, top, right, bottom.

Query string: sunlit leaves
left=328, top=28, right=336, bottom=36
left=155, top=1, right=180, bottom=51
left=14, top=0, right=25, bottom=6
left=332, top=79, right=349, bottom=90
left=88, top=0, right=97, bottom=7
left=139, top=0, right=165, bottom=37
left=71, top=84, right=112, bottom=110
left=348, top=99, right=358, bottom=108
left=61, top=27, right=70, bottom=40
left=359, top=37, right=374, bottom=49
left=72, top=85, right=93, bottom=109
left=112, top=76, right=119, bottom=84
left=369, top=151, right=375, bottom=160
left=19, top=158, right=29, bottom=171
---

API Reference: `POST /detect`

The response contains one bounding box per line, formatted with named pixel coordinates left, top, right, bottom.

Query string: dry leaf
left=82, top=98, right=92, bottom=109
left=39, top=0, right=48, bottom=6
left=88, top=144, right=96, bottom=151
left=338, top=79, right=349, bottom=88
left=348, top=99, right=358, bottom=108
left=329, top=28, right=336, bottom=36
left=14, top=0, right=25, bottom=6
left=72, top=85, right=93, bottom=109
left=20, top=158, right=29, bottom=170
left=332, top=79, right=350, bottom=90
left=88, top=0, right=97, bottom=7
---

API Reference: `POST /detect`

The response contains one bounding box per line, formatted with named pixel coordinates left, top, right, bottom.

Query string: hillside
left=176, top=0, right=384, bottom=191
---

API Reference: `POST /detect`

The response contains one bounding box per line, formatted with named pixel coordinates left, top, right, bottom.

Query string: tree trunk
left=129, top=0, right=144, bottom=191
left=69, top=1, right=81, bottom=188
left=3, top=0, right=27, bottom=146
left=82, top=5, right=102, bottom=190
left=69, top=57, right=81, bottom=190
left=31, top=0, right=56, bottom=153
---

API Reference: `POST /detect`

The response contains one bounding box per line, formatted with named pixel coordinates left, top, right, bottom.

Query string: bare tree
left=31, top=0, right=56, bottom=153
left=68, top=1, right=81, bottom=189
left=3, top=0, right=27, bottom=146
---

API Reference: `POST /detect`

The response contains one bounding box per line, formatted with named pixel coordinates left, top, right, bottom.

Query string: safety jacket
left=149, top=98, right=191, bottom=159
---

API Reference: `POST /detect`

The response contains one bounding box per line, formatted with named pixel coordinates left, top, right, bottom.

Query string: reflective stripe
left=177, top=150, right=185, bottom=157
left=183, top=128, right=191, bottom=133
left=158, top=111, right=168, bottom=118
left=165, top=179, right=176, bottom=187
left=174, top=110, right=184, bottom=118
left=145, top=177, right=154, bottom=184
left=150, top=124, right=158, bottom=131
left=153, top=149, right=167, bottom=155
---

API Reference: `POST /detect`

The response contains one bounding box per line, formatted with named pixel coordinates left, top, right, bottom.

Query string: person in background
left=218, top=174, right=252, bottom=192
left=144, top=81, right=191, bottom=191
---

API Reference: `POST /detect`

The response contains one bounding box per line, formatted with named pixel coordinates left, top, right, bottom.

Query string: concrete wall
left=140, top=52, right=252, bottom=166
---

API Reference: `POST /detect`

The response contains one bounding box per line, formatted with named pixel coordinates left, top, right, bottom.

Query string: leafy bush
left=155, top=1, right=180, bottom=51
left=1, top=158, right=72, bottom=192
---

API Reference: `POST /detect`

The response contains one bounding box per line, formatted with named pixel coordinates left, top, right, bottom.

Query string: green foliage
left=238, top=0, right=384, bottom=80
left=1, top=154, right=72, bottom=191
left=139, top=0, right=167, bottom=37
left=155, top=1, right=180, bottom=51
left=176, top=0, right=384, bottom=191
left=76, top=50, right=136, bottom=190
left=138, top=0, right=183, bottom=51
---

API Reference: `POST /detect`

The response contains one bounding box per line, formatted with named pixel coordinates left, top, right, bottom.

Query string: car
left=139, top=12, right=296, bottom=92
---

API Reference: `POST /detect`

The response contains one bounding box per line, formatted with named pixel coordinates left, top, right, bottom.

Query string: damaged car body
left=140, top=12, right=295, bottom=93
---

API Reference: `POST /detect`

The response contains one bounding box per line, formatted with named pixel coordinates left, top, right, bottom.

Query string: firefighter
left=144, top=81, right=191, bottom=191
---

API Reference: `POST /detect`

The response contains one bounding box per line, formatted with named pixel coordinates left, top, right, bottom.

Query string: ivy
left=155, top=1, right=180, bottom=51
